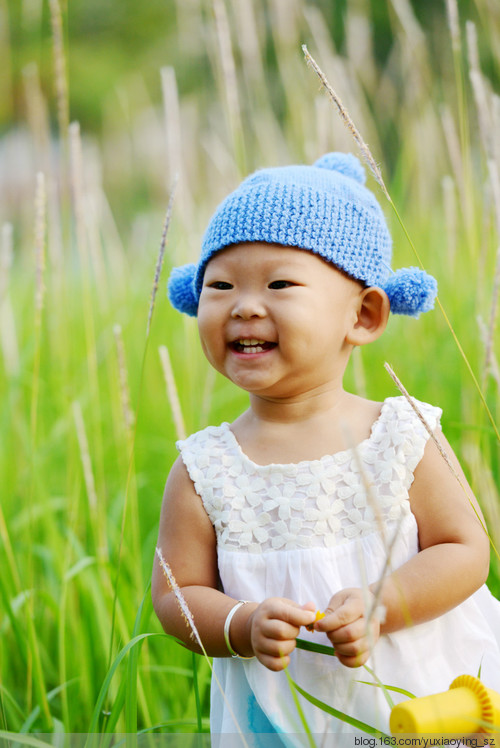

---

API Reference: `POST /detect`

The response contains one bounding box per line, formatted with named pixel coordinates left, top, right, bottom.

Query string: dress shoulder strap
left=176, top=423, right=230, bottom=490
left=374, top=396, right=442, bottom=480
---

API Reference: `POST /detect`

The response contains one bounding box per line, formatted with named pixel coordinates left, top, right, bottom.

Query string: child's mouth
left=230, top=339, right=277, bottom=354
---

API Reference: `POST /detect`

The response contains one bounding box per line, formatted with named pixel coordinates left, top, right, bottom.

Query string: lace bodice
left=177, top=396, right=441, bottom=554
left=175, top=397, right=500, bottom=739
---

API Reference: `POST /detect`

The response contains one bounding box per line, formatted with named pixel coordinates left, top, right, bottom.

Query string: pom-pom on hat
left=167, top=152, right=437, bottom=318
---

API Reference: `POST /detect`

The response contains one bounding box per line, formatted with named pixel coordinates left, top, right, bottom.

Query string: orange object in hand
left=306, top=610, right=325, bottom=631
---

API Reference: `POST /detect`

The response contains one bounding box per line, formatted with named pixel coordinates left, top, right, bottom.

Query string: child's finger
left=266, top=598, right=317, bottom=629
left=333, top=630, right=371, bottom=656
left=315, top=599, right=362, bottom=633
left=256, top=633, right=298, bottom=659
left=324, top=617, right=367, bottom=645
left=258, top=617, right=302, bottom=644
left=300, top=601, right=316, bottom=613
left=335, top=649, right=371, bottom=669
left=334, top=625, right=379, bottom=666
left=250, top=598, right=317, bottom=661
left=257, top=651, right=293, bottom=672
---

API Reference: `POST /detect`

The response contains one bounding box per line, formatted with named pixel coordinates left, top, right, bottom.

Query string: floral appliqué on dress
left=177, top=397, right=441, bottom=554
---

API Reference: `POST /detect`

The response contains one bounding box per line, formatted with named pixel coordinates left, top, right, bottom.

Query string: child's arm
left=315, top=429, right=490, bottom=667
left=151, top=456, right=316, bottom=669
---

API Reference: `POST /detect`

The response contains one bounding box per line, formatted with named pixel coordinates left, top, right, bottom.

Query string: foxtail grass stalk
left=114, top=324, right=135, bottom=441
left=385, top=362, right=473, bottom=481
left=161, top=68, right=182, bottom=193
left=302, top=46, right=499, bottom=443
left=478, top=315, right=500, bottom=389
left=106, top=182, right=177, bottom=706
left=160, top=69, right=195, bottom=232
left=155, top=548, right=204, bottom=650
left=212, top=0, right=247, bottom=175
left=445, top=0, right=472, bottom=228
left=155, top=547, right=248, bottom=744
left=0, top=224, right=21, bottom=601
left=113, top=325, right=142, bottom=590
left=481, top=248, right=500, bottom=387
left=466, top=22, right=493, bottom=158
left=467, top=22, right=500, bottom=353
left=463, top=439, right=500, bottom=557
left=389, top=0, right=426, bottom=53
left=302, top=45, right=389, bottom=200
left=72, top=400, right=98, bottom=512
left=72, top=400, right=109, bottom=559
left=232, top=1, right=269, bottom=107
left=24, top=171, right=53, bottom=729
left=69, top=122, right=107, bottom=493
left=384, top=362, right=500, bottom=564
left=22, top=64, right=51, bottom=177
left=159, top=345, right=186, bottom=441
left=147, top=179, right=177, bottom=339
left=389, top=199, right=499, bottom=442
left=48, top=0, right=69, bottom=141
left=31, top=172, right=46, bottom=442
left=441, top=107, right=468, bottom=228
left=442, top=175, right=458, bottom=268
left=445, top=0, right=460, bottom=53
left=0, top=229, right=19, bottom=377
left=345, top=431, right=410, bottom=630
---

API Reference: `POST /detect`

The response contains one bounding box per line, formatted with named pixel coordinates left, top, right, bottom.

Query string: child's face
left=197, top=242, right=363, bottom=400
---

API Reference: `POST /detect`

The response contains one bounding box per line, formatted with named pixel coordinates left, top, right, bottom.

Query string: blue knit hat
left=168, top=152, right=437, bottom=318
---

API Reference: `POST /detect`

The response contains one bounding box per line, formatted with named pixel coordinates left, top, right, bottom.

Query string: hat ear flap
left=383, top=267, right=437, bottom=318
left=167, top=264, right=199, bottom=316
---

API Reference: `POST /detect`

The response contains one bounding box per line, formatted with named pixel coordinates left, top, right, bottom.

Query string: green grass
left=1, top=0, right=499, bottom=738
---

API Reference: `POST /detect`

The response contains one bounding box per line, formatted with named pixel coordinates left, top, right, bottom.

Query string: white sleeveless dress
left=177, top=396, right=500, bottom=746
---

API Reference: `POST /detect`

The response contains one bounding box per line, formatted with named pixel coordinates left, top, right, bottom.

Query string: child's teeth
left=235, top=338, right=268, bottom=353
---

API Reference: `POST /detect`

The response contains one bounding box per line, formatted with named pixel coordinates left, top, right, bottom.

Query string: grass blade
left=86, top=632, right=168, bottom=738
left=288, top=676, right=389, bottom=738
left=284, top=669, right=316, bottom=748
left=295, top=638, right=336, bottom=657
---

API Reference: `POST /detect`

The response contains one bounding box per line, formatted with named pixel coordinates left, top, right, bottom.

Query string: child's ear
left=347, top=286, right=390, bottom=346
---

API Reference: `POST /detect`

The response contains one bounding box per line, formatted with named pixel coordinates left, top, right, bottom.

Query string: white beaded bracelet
left=223, top=600, right=255, bottom=659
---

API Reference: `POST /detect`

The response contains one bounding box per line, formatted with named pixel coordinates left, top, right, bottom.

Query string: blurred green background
left=3, top=0, right=498, bottom=133
left=1, top=0, right=499, bottom=738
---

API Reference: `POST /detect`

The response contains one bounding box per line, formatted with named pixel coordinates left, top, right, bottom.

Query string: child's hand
left=314, top=588, right=380, bottom=668
left=248, top=598, right=316, bottom=671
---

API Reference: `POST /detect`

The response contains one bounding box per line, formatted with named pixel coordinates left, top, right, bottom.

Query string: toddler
left=152, top=153, right=500, bottom=743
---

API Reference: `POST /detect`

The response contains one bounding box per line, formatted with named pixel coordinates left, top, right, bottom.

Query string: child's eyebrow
left=261, top=256, right=312, bottom=271
left=266, top=264, right=302, bottom=273
left=268, top=263, right=316, bottom=278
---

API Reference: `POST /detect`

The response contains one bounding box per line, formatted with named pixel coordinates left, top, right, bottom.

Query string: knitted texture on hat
left=167, top=152, right=437, bottom=317
left=167, top=264, right=198, bottom=317
left=384, top=267, right=438, bottom=317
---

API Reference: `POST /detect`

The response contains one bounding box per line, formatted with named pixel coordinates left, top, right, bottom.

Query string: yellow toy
left=390, top=675, right=500, bottom=735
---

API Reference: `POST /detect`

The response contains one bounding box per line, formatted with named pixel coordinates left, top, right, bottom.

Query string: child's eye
left=208, top=281, right=233, bottom=290
left=268, top=280, right=296, bottom=289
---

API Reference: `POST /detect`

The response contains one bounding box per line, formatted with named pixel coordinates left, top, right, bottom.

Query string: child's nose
left=231, top=294, right=266, bottom=319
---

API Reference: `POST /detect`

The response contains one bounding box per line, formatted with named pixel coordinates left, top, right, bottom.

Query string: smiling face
left=197, top=242, right=366, bottom=402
